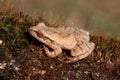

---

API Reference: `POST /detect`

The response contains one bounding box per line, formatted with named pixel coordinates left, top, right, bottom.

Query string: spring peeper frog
left=28, top=22, right=95, bottom=63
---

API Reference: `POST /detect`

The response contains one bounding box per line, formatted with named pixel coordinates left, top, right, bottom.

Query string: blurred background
left=0, top=0, right=120, bottom=37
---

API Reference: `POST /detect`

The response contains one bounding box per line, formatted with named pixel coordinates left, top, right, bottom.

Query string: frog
left=28, top=22, right=95, bottom=63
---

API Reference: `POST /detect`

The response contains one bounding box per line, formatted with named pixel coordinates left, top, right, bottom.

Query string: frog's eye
left=37, top=31, right=44, bottom=35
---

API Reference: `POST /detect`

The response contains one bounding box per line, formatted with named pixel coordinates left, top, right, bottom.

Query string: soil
left=0, top=12, right=120, bottom=80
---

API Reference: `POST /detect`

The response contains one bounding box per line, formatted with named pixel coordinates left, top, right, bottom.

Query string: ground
left=0, top=12, right=120, bottom=80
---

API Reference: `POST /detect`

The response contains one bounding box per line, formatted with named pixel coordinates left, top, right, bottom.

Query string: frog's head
left=28, top=22, right=51, bottom=43
left=28, top=22, right=46, bottom=37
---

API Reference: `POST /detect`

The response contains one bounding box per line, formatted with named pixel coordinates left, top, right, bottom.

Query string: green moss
left=0, top=12, right=39, bottom=62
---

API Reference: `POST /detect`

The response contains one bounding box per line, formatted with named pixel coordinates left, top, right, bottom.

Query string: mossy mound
left=0, top=12, right=120, bottom=80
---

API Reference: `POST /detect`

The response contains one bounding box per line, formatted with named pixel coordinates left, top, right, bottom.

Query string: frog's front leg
left=42, top=38, right=62, bottom=58
left=43, top=43, right=62, bottom=58
left=59, top=42, right=95, bottom=63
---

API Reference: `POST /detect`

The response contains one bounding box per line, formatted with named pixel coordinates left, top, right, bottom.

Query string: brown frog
left=28, top=22, right=95, bottom=63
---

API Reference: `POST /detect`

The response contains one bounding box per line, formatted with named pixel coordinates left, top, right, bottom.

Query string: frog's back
left=42, top=26, right=77, bottom=49
left=49, top=33, right=77, bottom=49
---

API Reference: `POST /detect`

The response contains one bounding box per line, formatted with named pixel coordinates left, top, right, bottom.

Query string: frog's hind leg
left=71, top=42, right=95, bottom=57
left=59, top=42, right=95, bottom=63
